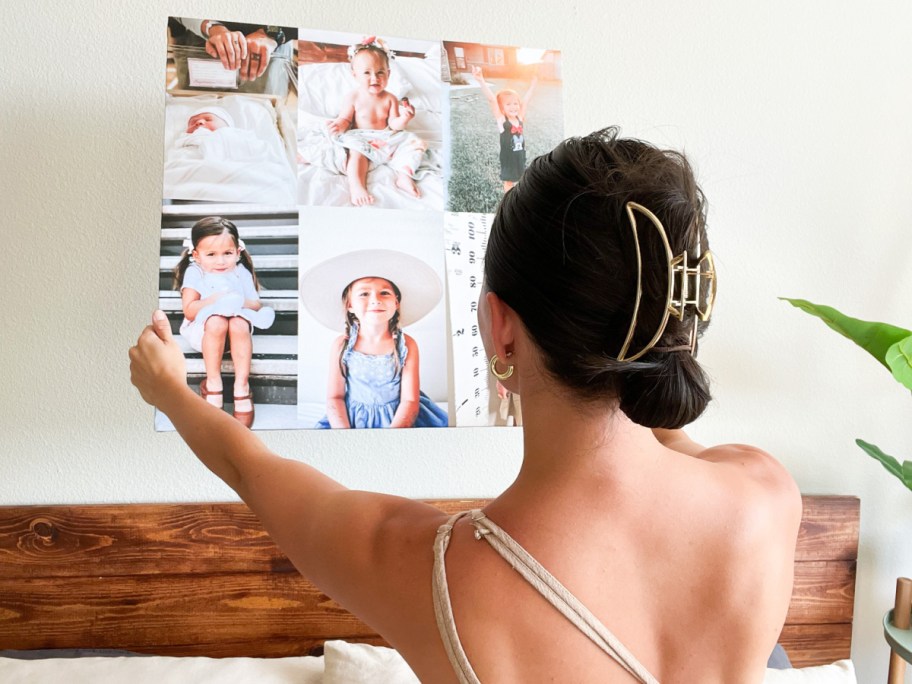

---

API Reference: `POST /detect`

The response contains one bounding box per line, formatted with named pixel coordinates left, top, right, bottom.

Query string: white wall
left=3, top=1, right=911, bottom=680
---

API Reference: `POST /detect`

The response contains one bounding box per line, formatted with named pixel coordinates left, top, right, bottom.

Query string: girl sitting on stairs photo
left=172, top=216, right=275, bottom=428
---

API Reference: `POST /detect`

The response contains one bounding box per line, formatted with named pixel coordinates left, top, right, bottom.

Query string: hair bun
left=617, top=352, right=711, bottom=429
left=485, top=127, right=714, bottom=424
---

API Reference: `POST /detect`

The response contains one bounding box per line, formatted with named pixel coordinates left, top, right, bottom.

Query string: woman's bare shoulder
left=657, top=430, right=801, bottom=522
left=700, top=444, right=800, bottom=504
left=691, top=446, right=802, bottom=660
left=692, top=444, right=802, bottom=564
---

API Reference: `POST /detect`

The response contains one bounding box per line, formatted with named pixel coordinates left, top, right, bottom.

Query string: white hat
left=300, top=249, right=443, bottom=330
left=190, top=106, right=235, bottom=128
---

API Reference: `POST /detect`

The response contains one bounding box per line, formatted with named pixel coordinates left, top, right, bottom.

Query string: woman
left=130, top=128, right=801, bottom=683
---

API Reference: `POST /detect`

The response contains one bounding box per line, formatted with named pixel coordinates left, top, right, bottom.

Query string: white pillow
left=323, top=640, right=419, bottom=684
left=0, top=655, right=324, bottom=684
left=763, top=659, right=856, bottom=683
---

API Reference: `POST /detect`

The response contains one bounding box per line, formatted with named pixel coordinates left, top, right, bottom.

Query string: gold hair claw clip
left=616, top=202, right=717, bottom=362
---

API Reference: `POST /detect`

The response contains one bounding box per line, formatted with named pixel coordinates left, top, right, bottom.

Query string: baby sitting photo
left=297, top=31, right=444, bottom=210
left=326, top=37, right=426, bottom=205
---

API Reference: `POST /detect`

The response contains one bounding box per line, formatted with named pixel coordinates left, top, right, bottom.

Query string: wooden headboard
left=0, top=496, right=858, bottom=667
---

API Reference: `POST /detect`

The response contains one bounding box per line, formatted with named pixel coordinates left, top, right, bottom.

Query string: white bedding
left=163, top=94, right=297, bottom=205
left=0, top=641, right=419, bottom=684
left=0, top=655, right=324, bottom=684
left=297, top=47, right=444, bottom=210
left=0, top=644, right=856, bottom=683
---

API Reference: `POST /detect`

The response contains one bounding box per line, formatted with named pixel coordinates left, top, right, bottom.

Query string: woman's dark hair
left=172, top=217, right=259, bottom=290
left=484, top=127, right=712, bottom=428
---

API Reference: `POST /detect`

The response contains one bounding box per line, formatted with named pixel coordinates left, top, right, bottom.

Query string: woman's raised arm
left=128, top=311, right=444, bottom=630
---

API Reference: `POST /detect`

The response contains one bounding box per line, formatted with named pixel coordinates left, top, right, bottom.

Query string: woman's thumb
left=152, top=310, right=173, bottom=341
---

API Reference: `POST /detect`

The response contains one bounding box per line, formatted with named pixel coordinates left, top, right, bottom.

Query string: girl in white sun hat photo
left=299, top=248, right=449, bottom=429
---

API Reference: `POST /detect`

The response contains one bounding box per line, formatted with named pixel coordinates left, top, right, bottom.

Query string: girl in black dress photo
left=472, top=65, right=537, bottom=193
left=444, top=42, right=562, bottom=214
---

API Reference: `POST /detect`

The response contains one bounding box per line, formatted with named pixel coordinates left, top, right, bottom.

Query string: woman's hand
left=471, top=65, right=485, bottom=83
left=129, top=310, right=189, bottom=409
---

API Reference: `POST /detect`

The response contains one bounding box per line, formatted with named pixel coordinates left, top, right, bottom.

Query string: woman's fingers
left=152, top=310, right=173, bottom=341
left=129, top=313, right=188, bottom=407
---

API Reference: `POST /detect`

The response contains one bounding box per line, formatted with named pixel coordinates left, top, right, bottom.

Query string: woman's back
left=388, top=410, right=800, bottom=683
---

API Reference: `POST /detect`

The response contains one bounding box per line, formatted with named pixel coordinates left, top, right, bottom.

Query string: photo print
left=297, top=207, right=449, bottom=428
left=167, top=18, right=298, bottom=96
left=443, top=41, right=563, bottom=214
left=164, top=18, right=299, bottom=205
left=297, top=30, right=444, bottom=210
left=154, top=17, right=564, bottom=431
left=156, top=204, right=304, bottom=431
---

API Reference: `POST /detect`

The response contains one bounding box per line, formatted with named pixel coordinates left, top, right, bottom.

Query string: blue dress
left=316, top=325, right=449, bottom=429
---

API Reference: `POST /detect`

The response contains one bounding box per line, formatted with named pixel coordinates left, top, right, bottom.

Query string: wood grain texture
left=794, top=496, right=860, bottom=562
left=0, top=503, right=287, bottom=578
left=778, top=623, right=853, bottom=668
left=0, top=499, right=488, bottom=578
left=786, top=560, right=856, bottom=623
left=0, top=496, right=858, bottom=666
left=0, top=573, right=372, bottom=655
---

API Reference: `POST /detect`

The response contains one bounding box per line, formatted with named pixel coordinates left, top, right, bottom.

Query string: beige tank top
left=432, top=510, right=659, bottom=684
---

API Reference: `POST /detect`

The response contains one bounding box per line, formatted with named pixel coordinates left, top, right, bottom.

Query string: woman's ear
left=485, top=290, right=517, bottom=358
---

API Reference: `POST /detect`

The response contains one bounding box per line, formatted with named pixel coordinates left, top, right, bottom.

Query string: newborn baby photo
left=163, top=94, right=297, bottom=205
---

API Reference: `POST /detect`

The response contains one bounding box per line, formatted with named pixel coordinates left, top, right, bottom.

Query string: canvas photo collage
left=157, top=18, right=564, bottom=431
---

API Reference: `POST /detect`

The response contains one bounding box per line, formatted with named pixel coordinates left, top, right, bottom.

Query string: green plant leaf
left=904, top=461, right=912, bottom=490
left=856, top=438, right=912, bottom=492
left=886, top=336, right=912, bottom=391
left=780, top=298, right=912, bottom=370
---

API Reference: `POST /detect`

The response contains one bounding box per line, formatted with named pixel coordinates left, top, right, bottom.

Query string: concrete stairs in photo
left=159, top=204, right=300, bottom=414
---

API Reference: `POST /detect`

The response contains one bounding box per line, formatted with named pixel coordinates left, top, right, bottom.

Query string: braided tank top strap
left=467, top=510, right=660, bottom=684
left=432, top=511, right=481, bottom=684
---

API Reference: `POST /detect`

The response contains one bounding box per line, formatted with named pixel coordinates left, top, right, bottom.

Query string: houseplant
left=782, top=298, right=912, bottom=491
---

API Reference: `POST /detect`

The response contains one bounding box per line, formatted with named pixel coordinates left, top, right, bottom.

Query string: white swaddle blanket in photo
left=164, top=94, right=296, bottom=205
left=175, top=127, right=287, bottom=165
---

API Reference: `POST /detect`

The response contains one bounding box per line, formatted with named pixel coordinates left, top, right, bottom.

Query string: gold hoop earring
left=489, top=354, right=514, bottom=380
